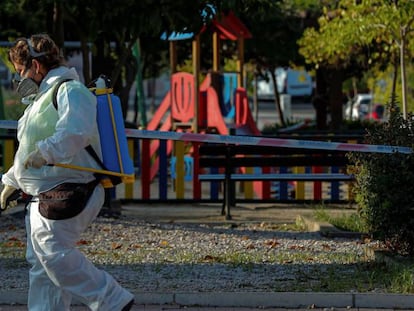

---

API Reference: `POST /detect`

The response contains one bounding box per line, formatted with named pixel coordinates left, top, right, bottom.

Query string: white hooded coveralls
left=1, top=67, right=134, bottom=311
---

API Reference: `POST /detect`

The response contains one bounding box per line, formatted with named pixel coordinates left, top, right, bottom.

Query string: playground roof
left=211, top=11, right=252, bottom=40
left=161, top=10, right=252, bottom=41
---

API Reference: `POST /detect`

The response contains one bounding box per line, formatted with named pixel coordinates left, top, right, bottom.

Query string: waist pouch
left=38, top=180, right=99, bottom=220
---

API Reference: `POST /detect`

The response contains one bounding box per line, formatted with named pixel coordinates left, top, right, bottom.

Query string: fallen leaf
left=246, top=243, right=255, bottom=249
left=160, top=240, right=169, bottom=247
left=203, top=255, right=220, bottom=262
left=264, top=239, right=280, bottom=248
left=76, top=239, right=90, bottom=246
left=289, top=245, right=305, bottom=250
left=111, top=242, right=123, bottom=250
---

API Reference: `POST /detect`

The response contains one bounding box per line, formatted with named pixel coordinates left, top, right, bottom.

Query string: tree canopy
left=299, top=0, right=414, bottom=119
left=9, top=0, right=413, bottom=128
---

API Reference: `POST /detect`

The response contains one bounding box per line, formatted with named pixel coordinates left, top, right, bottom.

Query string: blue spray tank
left=90, top=76, right=135, bottom=187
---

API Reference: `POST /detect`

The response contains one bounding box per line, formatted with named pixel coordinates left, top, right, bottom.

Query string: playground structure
left=154, top=10, right=254, bottom=131
left=134, top=10, right=354, bottom=204
left=145, top=11, right=260, bottom=183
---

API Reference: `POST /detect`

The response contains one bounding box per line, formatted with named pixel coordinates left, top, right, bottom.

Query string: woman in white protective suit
left=0, top=34, right=134, bottom=311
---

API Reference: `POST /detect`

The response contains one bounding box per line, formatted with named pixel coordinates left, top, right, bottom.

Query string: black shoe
left=122, top=299, right=134, bottom=311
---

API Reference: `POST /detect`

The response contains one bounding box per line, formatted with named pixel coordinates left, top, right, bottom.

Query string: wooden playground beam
left=237, top=37, right=244, bottom=88
left=212, top=31, right=220, bottom=72
left=192, top=35, right=200, bottom=133
left=169, top=41, right=177, bottom=73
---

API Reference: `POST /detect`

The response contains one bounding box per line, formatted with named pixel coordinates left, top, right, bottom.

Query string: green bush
left=348, top=101, right=414, bottom=256
left=1, top=87, right=26, bottom=120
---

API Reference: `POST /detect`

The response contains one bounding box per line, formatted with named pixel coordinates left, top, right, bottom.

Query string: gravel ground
left=0, top=210, right=383, bottom=293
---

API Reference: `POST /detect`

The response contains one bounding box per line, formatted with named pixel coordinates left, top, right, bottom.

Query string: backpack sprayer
left=53, top=76, right=135, bottom=188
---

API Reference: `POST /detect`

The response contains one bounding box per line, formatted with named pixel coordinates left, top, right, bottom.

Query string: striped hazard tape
left=126, top=129, right=411, bottom=154
left=0, top=120, right=411, bottom=154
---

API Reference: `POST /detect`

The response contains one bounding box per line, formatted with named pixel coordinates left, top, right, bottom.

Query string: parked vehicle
left=344, top=94, right=373, bottom=120
left=367, top=104, right=385, bottom=121
left=256, top=67, right=313, bottom=100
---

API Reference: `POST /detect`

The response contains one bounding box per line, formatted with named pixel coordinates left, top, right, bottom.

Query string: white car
left=256, top=67, right=313, bottom=100
left=344, top=94, right=373, bottom=120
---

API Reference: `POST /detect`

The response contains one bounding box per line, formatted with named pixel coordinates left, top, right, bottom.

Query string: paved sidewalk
left=1, top=284, right=414, bottom=310
left=0, top=307, right=410, bottom=311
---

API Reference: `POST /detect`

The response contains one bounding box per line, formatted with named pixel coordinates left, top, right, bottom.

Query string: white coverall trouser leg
left=25, top=185, right=134, bottom=311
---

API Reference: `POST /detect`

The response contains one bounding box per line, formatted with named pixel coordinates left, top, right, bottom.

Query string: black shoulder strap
left=52, top=79, right=122, bottom=186
left=85, top=146, right=122, bottom=186
left=52, top=79, right=73, bottom=109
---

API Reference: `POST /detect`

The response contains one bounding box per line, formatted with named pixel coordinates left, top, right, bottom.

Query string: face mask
left=16, top=77, right=39, bottom=98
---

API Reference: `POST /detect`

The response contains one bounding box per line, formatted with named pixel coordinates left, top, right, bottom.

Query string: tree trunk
left=327, top=69, right=344, bottom=130
left=92, top=35, right=112, bottom=79
left=269, top=70, right=286, bottom=127
left=253, top=75, right=258, bottom=122
left=80, top=38, right=91, bottom=84
left=400, top=30, right=408, bottom=119
left=391, top=55, right=398, bottom=103
left=313, top=68, right=328, bottom=130
left=52, top=1, right=65, bottom=49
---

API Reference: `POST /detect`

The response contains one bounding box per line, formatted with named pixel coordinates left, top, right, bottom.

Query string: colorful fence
left=124, top=141, right=351, bottom=203
left=123, top=130, right=409, bottom=203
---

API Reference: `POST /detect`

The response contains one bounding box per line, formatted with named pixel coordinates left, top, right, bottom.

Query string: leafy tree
left=0, top=0, right=50, bottom=38
left=0, top=0, right=216, bottom=120
left=299, top=2, right=373, bottom=129
left=229, top=1, right=316, bottom=127
left=299, top=0, right=414, bottom=127
left=1, top=1, right=272, bottom=115
left=360, top=0, right=414, bottom=118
